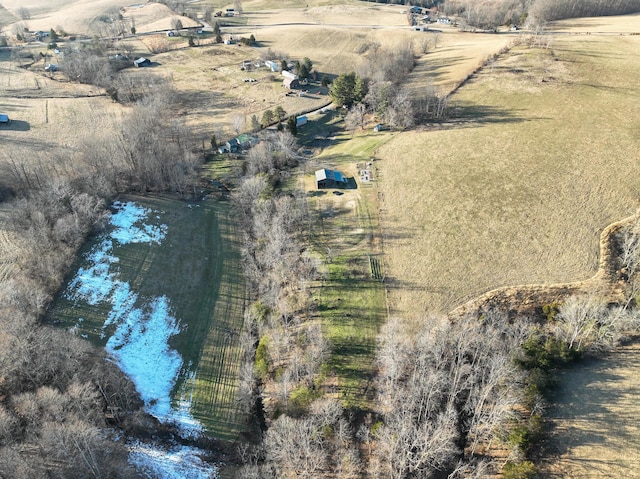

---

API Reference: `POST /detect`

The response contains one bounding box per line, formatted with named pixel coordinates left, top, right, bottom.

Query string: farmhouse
left=315, top=168, right=348, bottom=189
left=281, top=70, right=298, bottom=80
left=283, top=77, right=300, bottom=89
left=236, top=133, right=259, bottom=148
left=0, top=114, right=10, bottom=124
left=134, top=57, right=151, bottom=67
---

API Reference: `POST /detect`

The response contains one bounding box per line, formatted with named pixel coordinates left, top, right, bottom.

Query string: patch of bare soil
left=537, top=340, right=640, bottom=478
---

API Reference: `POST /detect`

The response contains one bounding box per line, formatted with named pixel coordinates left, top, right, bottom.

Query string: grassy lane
left=302, top=133, right=390, bottom=410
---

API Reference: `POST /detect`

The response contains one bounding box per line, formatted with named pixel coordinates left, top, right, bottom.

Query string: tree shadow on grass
left=452, top=103, right=536, bottom=125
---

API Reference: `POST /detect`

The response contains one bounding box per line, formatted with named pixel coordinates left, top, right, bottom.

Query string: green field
left=303, top=134, right=390, bottom=410
left=49, top=196, right=246, bottom=441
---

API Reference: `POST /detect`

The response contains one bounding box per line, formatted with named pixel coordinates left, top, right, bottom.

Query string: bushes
left=507, top=414, right=544, bottom=454
left=518, top=330, right=579, bottom=372
left=255, top=335, right=270, bottom=379
left=503, top=460, right=537, bottom=479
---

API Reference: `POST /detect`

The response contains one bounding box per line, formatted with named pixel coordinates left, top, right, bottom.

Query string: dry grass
left=549, top=12, right=640, bottom=33
left=1, top=0, right=134, bottom=35
left=0, top=47, right=122, bottom=159
left=376, top=31, right=640, bottom=318
left=538, top=341, right=640, bottom=478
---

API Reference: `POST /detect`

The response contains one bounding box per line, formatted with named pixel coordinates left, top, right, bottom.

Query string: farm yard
left=301, top=132, right=391, bottom=410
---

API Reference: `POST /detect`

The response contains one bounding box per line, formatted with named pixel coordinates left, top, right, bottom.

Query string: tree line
left=0, top=81, right=202, bottom=477
left=331, top=41, right=449, bottom=132
left=441, top=0, right=640, bottom=30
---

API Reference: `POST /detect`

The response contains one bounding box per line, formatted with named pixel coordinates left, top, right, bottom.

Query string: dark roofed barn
left=283, top=77, right=300, bottom=89
left=134, top=57, right=151, bottom=67
left=315, top=168, right=348, bottom=189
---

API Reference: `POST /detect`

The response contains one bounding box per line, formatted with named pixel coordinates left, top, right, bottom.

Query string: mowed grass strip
left=305, top=134, right=389, bottom=410
left=377, top=33, right=640, bottom=318
left=51, top=196, right=246, bottom=441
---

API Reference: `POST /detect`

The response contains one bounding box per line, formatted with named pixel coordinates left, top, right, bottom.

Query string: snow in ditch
left=64, top=201, right=215, bottom=477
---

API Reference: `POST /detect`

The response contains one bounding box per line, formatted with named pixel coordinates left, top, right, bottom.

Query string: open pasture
left=0, top=0, right=198, bottom=37
left=538, top=341, right=640, bottom=477
left=49, top=196, right=247, bottom=440
left=376, top=29, right=640, bottom=318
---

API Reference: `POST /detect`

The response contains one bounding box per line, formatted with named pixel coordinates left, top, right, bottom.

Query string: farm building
left=236, top=134, right=259, bottom=148
left=225, top=138, right=239, bottom=152
left=296, top=116, right=308, bottom=127
left=265, top=60, right=280, bottom=72
left=134, top=57, right=151, bottom=67
left=315, top=168, right=348, bottom=189
left=283, top=77, right=300, bottom=89
left=0, top=114, right=10, bottom=124
left=282, top=70, right=298, bottom=80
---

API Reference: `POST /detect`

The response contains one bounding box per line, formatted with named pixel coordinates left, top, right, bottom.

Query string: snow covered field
left=64, top=201, right=217, bottom=478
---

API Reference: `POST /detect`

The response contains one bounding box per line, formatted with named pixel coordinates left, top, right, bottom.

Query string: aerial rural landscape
left=1, top=0, right=640, bottom=477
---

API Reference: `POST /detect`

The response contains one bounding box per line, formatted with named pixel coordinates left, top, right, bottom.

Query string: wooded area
left=1, top=0, right=639, bottom=476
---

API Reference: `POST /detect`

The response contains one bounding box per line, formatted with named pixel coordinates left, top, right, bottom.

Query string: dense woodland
left=2, top=0, right=640, bottom=477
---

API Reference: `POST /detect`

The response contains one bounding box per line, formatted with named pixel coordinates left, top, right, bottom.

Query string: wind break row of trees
left=0, top=84, right=203, bottom=478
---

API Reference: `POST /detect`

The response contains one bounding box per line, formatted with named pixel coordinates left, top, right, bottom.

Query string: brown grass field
left=538, top=341, right=640, bottom=478
left=376, top=26, right=640, bottom=318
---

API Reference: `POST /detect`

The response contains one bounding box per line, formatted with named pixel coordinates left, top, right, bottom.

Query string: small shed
left=134, top=57, right=151, bottom=67
left=315, top=168, right=348, bottom=189
left=265, top=60, right=279, bottom=72
left=283, top=77, right=300, bottom=89
left=296, top=116, right=308, bottom=127
left=225, top=138, right=239, bottom=152
left=0, top=114, right=10, bottom=124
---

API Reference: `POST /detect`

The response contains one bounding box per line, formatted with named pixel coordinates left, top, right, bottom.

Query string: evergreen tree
left=329, top=72, right=366, bottom=108
left=287, top=116, right=298, bottom=136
